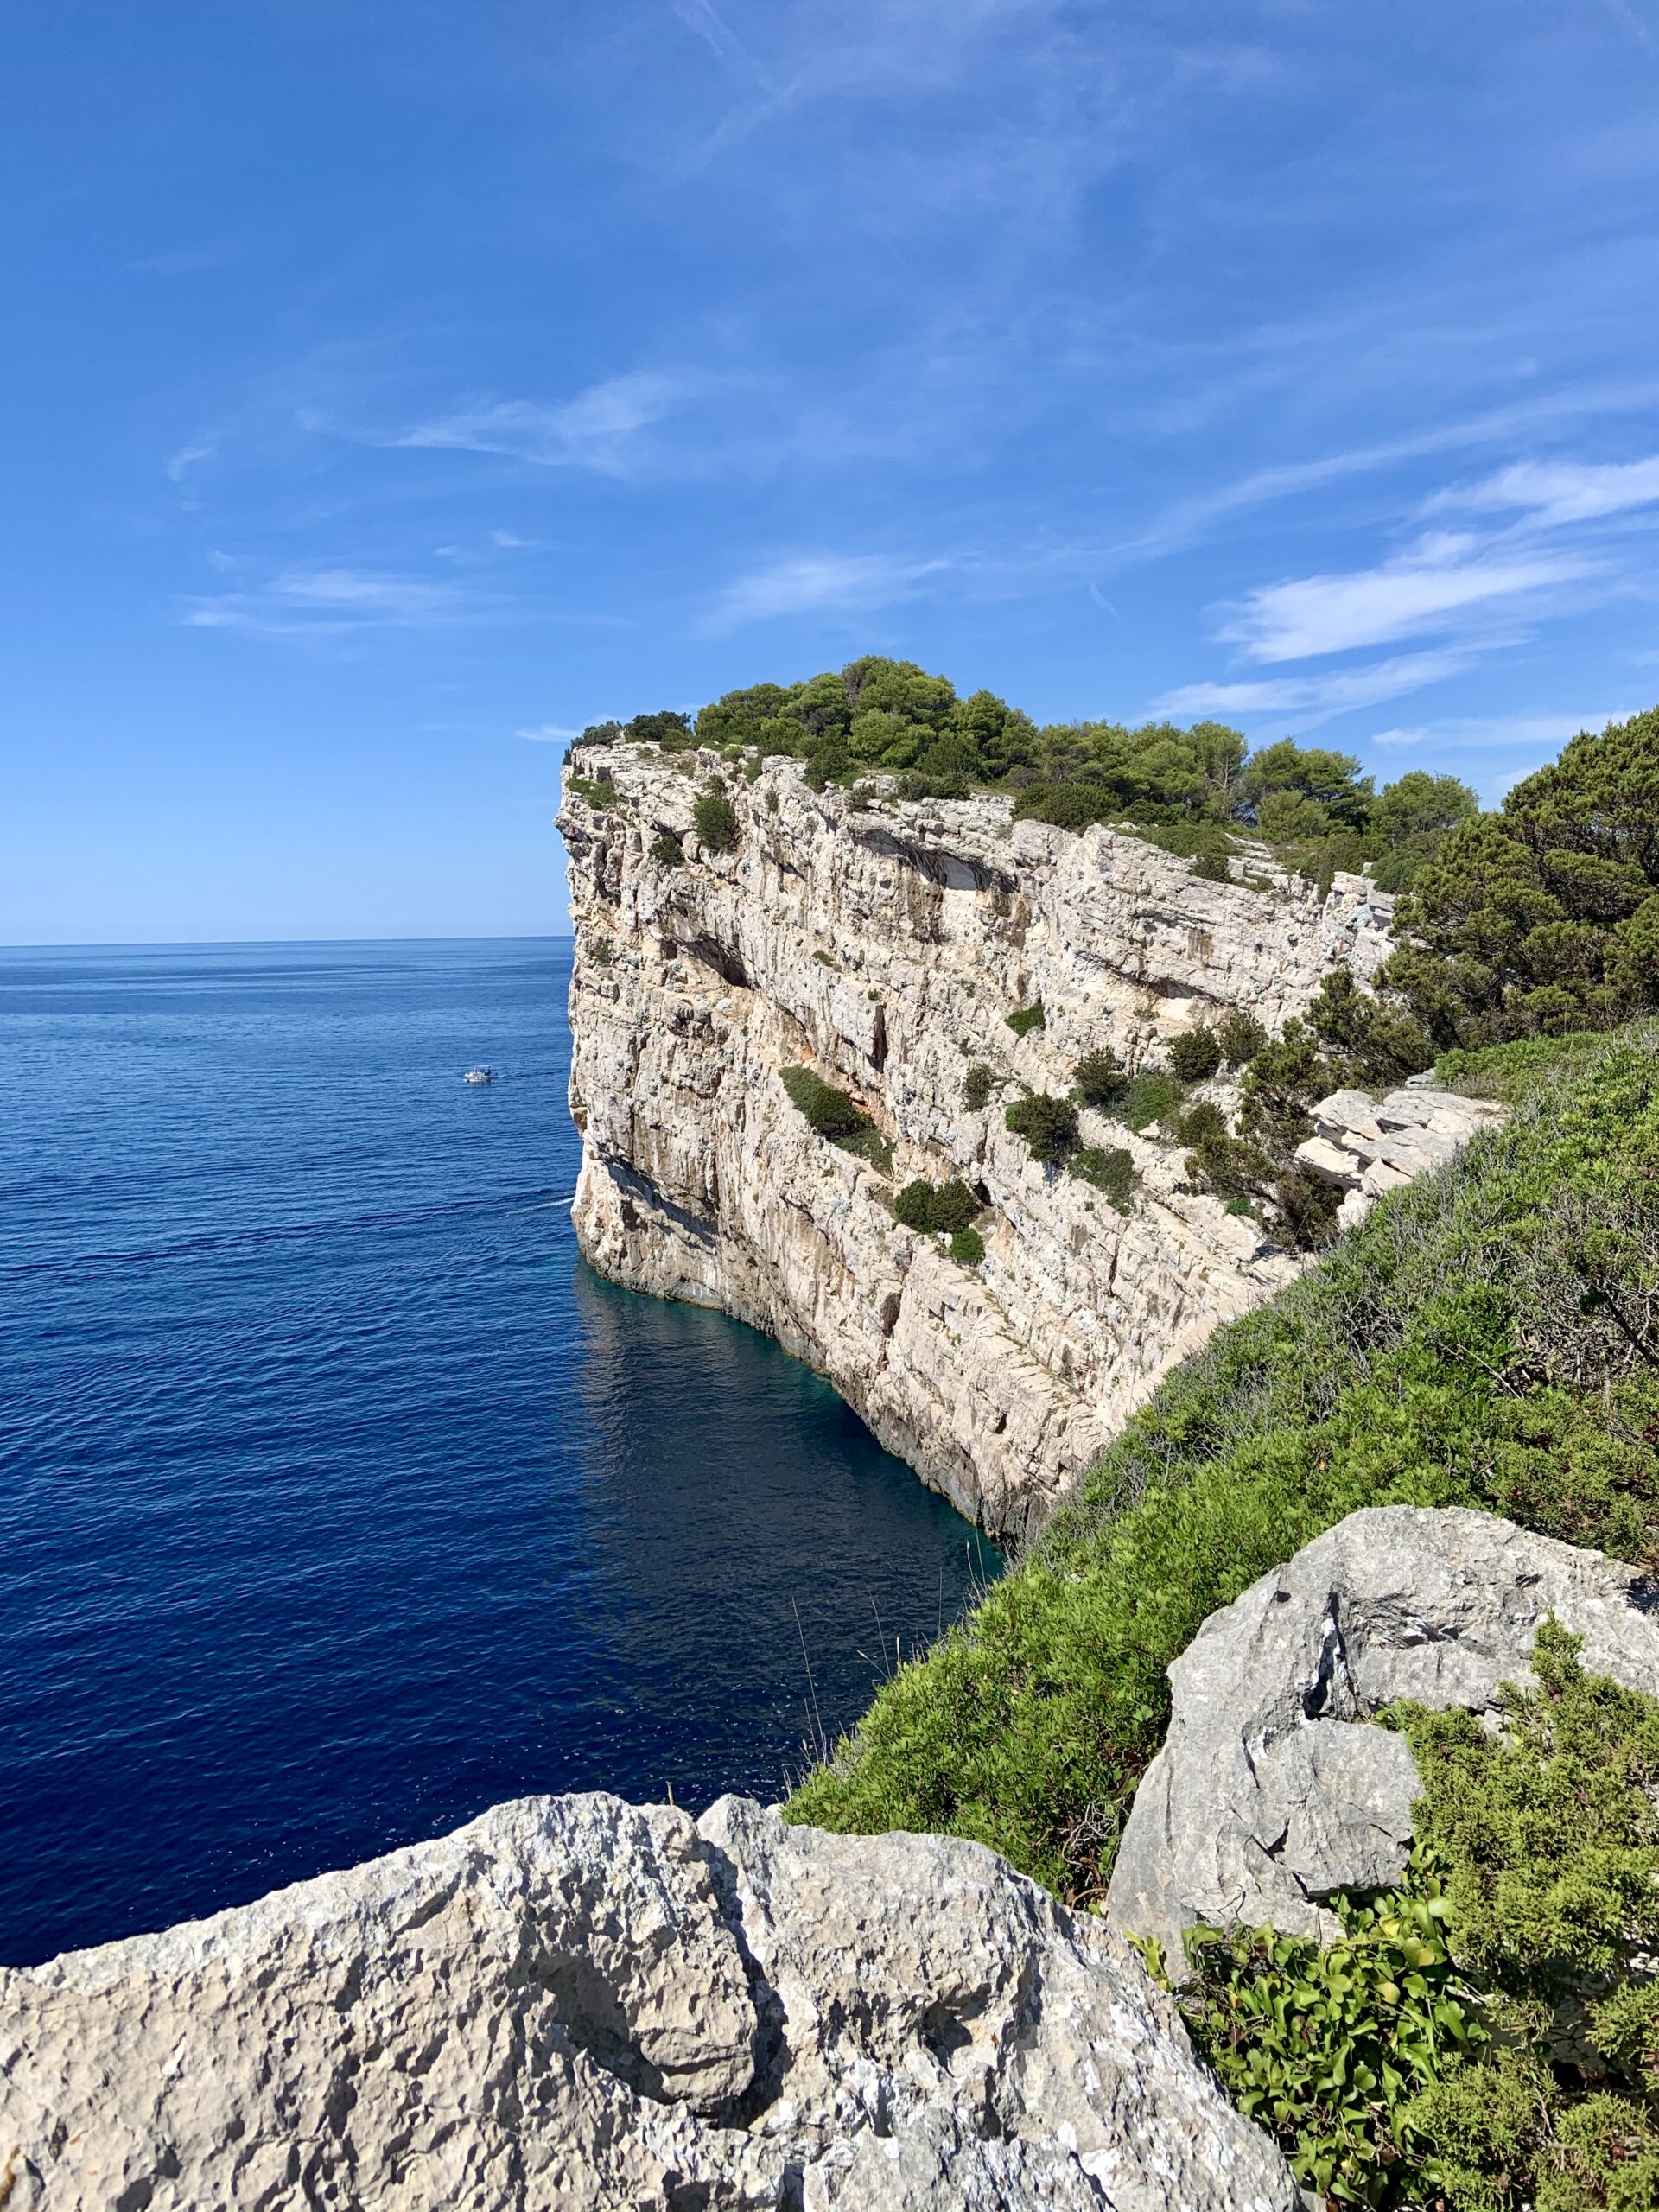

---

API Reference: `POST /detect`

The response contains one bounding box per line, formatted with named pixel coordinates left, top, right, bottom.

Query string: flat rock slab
left=2, top=1791, right=1297, bottom=2211
left=1108, top=1505, right=1659, bottom=1961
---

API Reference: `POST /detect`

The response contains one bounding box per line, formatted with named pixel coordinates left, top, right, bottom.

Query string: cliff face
left=561, top=743, right=1396, bottom=1542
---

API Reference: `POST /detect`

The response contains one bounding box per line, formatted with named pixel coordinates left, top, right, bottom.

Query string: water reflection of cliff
left=568, top=1262, right=1001, bottom=1807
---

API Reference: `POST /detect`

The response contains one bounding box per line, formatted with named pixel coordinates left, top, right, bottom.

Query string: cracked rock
left=1107, top=1506, right=1659, bottom=1962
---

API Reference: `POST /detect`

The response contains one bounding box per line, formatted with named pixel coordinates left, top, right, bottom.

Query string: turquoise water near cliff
left=0, top=938, right=998, bottom=1966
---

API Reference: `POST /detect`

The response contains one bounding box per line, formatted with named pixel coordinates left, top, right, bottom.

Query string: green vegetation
left=1074, top=1047, right=1128, bottom=1109
left=1006, top=1001, right=1046, bottom=1038
left=788, top=1030, right=1659, bottom=1936
left=692, top=786, right=740, bottom=854
left=779, top=1065, right=893, bottom=1173
left=1162, top=1625, right=1659, bottom=2209
left=1119, top=1070, right=1185, bottom=1131
left=950, top=1226, right=986, bottom=1265
left=1005, top=1091, right=1080, bottom=1163
left=1168, top=1026, right=1223, bottom=1081
left=1069, top=1146, right=1137, bottom=1213
left=1173, top=1098, right=1228, bottom=1145
left=649, top=830, right=683, bottom=868
left=893, top=1178, right=981, bottom=1235
left=566, top=774, right=619, bottom=810
left=1219, top=1007, right=1269, bottom=1065
left=963, top=1062, right=996, bottom=1112
left=590, top=654, right=1496, bottom=889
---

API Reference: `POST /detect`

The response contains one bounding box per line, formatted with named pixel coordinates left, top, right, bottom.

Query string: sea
left=0, top=938, right=998, bottom=1967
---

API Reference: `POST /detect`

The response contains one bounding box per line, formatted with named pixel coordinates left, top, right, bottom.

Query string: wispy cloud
left=1216, top=532, right=1588, bottom=663
left=702, top=549, right=951, bottom=629
left=516, top=722, right=584, bottom=742
left=1428, top=454, right=1659, bottom=528
left=1154, top=649, right=1474, bottom=723
left=183, top=565, right=473, bottom=639
left=1369, top=709, right=1627, bottom=751
left=395, top=373, right=690, bottom=476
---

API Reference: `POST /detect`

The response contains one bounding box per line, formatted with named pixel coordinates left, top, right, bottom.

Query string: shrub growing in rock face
left=1074, top=1048, right=1128, bottom=1109
left=649, top=831, right=683, bottom=868
left=1118, top=1071, right=1185, bottom=1132
left=1006, top=1001, right=1046, bottom=1038
left=1173, top=1099, right=1227, bottom=1145
left=1168, top=1027, right=1223, bottom=1082
left=1069, top=1146, right=1137, bottom=1213
left=1272, top=1164, right=1344, bottom=1250
left=1218, top=1007, right=1269, bottom=1066
left=893, top=1179, right=980, bottom=1235
left=692, top=788, right=741, bottom=854
left=963, top=1063, right=995, bottom=1112
left=780, top=1065, right=867, bottom=1138
left=1005, top=1092, right=1080, bottom=1163
left=950, top=1226, right=986, bottom=1265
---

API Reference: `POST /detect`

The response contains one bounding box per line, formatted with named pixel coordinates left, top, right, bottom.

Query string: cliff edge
left=558, top=742, right=1438, bottom=1540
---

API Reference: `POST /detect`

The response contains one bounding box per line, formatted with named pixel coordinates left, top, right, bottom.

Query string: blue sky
left=5, top=1, right=1658, bottom=943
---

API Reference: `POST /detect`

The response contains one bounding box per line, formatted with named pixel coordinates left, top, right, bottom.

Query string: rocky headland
left=559, top=741, right=1495, bottom=1541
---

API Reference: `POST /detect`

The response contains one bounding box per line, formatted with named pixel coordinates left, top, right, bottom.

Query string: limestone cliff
left=561, top=743, right=1442, bottom=1541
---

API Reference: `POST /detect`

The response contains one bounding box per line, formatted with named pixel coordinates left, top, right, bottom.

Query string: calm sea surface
left=0, top=939, right=997, bottom=1966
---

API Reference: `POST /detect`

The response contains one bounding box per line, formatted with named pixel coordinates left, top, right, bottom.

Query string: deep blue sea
left=0, top=939, right=997, bottom=1967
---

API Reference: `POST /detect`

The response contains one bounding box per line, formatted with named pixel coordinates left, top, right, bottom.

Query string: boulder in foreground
left=2, top=1790, right=1296, bottom=2210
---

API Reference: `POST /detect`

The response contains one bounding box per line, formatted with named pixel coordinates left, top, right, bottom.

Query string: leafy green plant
left=567, top=775, right=619, bottom=810
left=1005, top=1092, right=1080, bottom=1162
left=893, top=1178, right=980, bottom=1235
left=950, top=1226, right=986, bottom=1265
left=1158, top=1859, right=1479, bottom=2208
left=1074, top=1048, right=1128, bottom=1109
left=1069, top=1146, right=1137, bottom=1212
left=1119, top=1070, right=1185, bottom=1130
left=1006, top=1001, right=1046, bottom=1038
left=649, top=831, right=683, bottom=868
left=963, top=1063, right=996, bottom=1111
left=1169, top=1027, right=1223, bottom=1081
left=692, top=787, right=741, bottom=853
left=1174, top=1099, right=1228, bottom=1145
left=778, top=1065, right=893, bottom=1172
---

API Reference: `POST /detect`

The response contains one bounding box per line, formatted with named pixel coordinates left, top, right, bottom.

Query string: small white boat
left=463, top=1066, right=494, bottom=1085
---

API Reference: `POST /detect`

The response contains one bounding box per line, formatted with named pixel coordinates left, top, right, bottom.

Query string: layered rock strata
left=561, top=744, right=1478, bottom=1541
left=1295, top=1083, right=1507, bottom=1230
left=1, top=1792, right=1299, bottom=2212
left=1107, top=1506, right=1659, bottom=1963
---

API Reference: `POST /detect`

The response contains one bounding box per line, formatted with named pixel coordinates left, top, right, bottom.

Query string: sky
left=3, top=1, right=1658, bottom=944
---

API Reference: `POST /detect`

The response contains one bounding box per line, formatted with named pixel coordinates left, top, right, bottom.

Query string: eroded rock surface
left=562, top=744, right=1427, bottom=1540
left=1294, top=1083, right=1507, bottom=1230
left=2, top=1792, right=1298, bottom=2211
left=1108, top=1506, right=1659, bottom=1962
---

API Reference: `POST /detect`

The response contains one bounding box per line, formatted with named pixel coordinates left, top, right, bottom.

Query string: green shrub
left=1219, top=1007, right=1269, bottom=1065
left=1074, top=1048, right=1128, bottom=1108
left=1164, top=1626, right=1659, bottom=2209
left=1006, top=1001, right=1046, bottom=1038
left=1070, top=1146, right=1137, bottom=1212
left=893, top=1178, right=980, bottom=1235
left=950, top=1226, right=986, bottom=1265
left=566, top=774, right=618, bottom=810
left=1435, top=1030, right=1608, bottom=1103
left=788, top=1028, right=1659, bottom=1919
left=963, top=1063, right=995, bottom=1111
left=649, top=831, right=683, bottom=868
left=1011, top=780, right=1117, bottom=832
left=1274, top=1164, right=1344, bottom=1250
left=1005, top=1092, right=1080, bottom=1162
left=1185, top=1131, right=1274, bottom=1205
left=1192, top=848, right=1233, bottom=882
left=692, top=788, right=741, bottom=853
left=1119, top=1070, right=1185, bottom=1130
left=778, top=1065, right=893, bottom=1171
left=1174, top=1099, right=1228, bottom=1145
left=1169, top=1027, right=1223, bottom=1081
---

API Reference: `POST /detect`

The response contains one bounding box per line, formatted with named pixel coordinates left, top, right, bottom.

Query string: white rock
left=1107, top=1507, right=1659, bottom=1963
left=2, top=1793, right=1299, bottom=2212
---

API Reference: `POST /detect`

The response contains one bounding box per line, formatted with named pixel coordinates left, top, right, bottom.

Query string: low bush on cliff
left=1068, top=1145, right=1137, bottom=1213
left=1006, top=1001, right=1046, bottom=1038
left=787, top=1028, right=1659, bottom=1923
left=779, top=1065, right=893, bottom=1174
left=1005, top=1091, right=1079, bottom=1163
left=893, top=1179, right=980, bottom=1235
left=692, top=787, right=741, bottom=854
left=1155, top=1624, right=1659, bottom=2210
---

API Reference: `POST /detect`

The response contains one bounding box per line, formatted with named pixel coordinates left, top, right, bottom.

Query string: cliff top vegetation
left=576, top=654, right=1480, bottom=893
